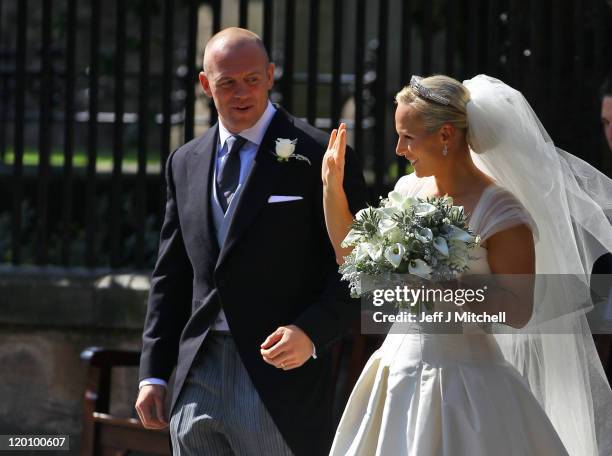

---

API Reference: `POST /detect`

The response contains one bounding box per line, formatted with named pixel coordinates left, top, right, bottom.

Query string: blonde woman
left=323, top=75, right=612, bottom=455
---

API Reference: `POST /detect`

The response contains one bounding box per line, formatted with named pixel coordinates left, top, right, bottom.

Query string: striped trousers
left=170, top=333, right=295, bottom=456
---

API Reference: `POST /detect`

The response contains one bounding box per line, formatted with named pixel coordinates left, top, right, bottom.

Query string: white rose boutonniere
left=274, top=138, right=311, bottom=165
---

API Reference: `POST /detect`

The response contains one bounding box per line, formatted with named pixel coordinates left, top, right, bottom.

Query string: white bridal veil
left=463, top=75, right=612, bottom=455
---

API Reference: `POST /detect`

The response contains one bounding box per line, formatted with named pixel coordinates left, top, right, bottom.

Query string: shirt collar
left=218, top=101, right=277, bottom=149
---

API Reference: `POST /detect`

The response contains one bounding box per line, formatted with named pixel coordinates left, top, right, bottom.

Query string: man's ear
left=266, top=63, right=275, bottom=90
left=199, top=72, right=213, bottom=98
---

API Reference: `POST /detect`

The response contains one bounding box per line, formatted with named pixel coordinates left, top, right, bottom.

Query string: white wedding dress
left=330, top=173, right=569, bottom=456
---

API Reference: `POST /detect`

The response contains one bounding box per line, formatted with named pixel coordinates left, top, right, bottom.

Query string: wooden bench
left=80, top=347, right=171, bottom=456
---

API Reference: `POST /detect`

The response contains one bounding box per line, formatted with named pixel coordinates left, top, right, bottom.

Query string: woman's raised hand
left=322, top=123, right=347, bottom=192
left=321, top=123, right=355, bottom=264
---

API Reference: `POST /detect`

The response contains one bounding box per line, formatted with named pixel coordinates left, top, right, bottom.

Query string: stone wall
left=0, top=265, right=151, bottom=454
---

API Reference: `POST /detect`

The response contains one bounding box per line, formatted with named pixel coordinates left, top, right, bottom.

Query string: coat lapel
left=188, top=124, right=219, bottom=254
left=215, top=108, right=293, bottom=271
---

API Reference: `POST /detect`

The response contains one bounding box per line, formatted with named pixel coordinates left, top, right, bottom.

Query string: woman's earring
left=442, top=144, right=448, bottom=156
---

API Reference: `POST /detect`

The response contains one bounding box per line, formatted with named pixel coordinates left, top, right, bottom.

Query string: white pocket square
left=267, top=195, right=303, bottom=203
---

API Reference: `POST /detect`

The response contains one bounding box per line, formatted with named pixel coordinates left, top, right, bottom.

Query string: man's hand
left=260, top=325, right=314, bottom=371
left=135, top=384, right=168, bottom=429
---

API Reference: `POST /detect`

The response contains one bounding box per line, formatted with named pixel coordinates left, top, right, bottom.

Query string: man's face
left=602, top=96, right=612, bottom=151
left=200, top=43, right=274, bottom=134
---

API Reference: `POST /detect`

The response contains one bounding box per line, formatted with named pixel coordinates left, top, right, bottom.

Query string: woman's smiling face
left=394, top=102, right=445, bottom=177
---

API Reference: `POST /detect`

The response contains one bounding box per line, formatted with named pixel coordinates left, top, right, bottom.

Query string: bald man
left=135, top=28, right=367, bottom=456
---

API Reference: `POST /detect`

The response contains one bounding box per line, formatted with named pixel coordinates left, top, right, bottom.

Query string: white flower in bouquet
left=388, top=191, right=418, bottom=210
left=386, top=226, right=405, bottom=244
left=342, top=230, right=362, bottom=247
left=408, top=259, right=433, bottom=279
left=433, top=236, right=449, bottom=256
left=353, top=243, right=371, bottom=262
left=415, top=227, right=433, bottom=243
left=379, top=218, right=398, bottom=236
left=384, top=243, right=406, bottom=268
left=414, top=202, right=437, bottom=217
left=365, top=243, right=384, bottom=262
left=339, top=188, right=480, bottom=298
left=446, top=225, right=476, bottom=242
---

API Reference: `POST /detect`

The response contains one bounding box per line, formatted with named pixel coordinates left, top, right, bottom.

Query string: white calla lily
left=379, top=206, right=400, bottom=218
left=433, top=236, right=449, bottom=256
left=379, top=218, right=398, bottom=235
left=409, top=259, right=433, bottom=279
left=354, top=243, right=370, bottom=262
left=415, top=227, right=433, bottom=243
left=388, top=191, right=419, bottom=210
left=365, top=243, right=384, bottom=262
left=341, top=229, right=361, bottom=248
left=401, top=197, right=419, bottom=211
left=388, top=191, right=405, bottom=207
left=414, top=202, right=437, bottom=217
left=448, top=226, right=474, bottom=242
left=385, top=226, right=404, bottom=243
left=384, top=243, right=406, bottom=268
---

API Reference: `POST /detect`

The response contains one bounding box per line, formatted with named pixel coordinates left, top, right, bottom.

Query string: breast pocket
left=259, top=196, right=313, bottom=242
left=264, top=197, right=307, bottom=219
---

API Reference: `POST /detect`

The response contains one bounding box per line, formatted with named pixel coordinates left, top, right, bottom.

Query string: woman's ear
left=439, top=123, right=455, bottom=142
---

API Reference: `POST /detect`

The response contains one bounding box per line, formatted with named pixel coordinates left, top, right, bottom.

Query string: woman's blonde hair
left=395, top=75, right=471, bottom=134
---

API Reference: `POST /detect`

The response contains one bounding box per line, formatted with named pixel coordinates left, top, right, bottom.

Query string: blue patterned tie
left=217, top=135, right=247, bottom=212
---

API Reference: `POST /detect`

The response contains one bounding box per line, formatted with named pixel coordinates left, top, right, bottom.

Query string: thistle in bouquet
left=339, top=188, right=481, bottom=307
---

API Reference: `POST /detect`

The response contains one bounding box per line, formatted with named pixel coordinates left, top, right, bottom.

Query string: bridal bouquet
left=339, top=190, right=480, bottom=298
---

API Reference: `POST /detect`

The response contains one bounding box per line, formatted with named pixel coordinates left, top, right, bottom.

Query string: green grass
left=387, top=161, right=414, bottom=180
left=2, top=148, right=162, bottom=168
left=2, top=148, right=415, bottom=181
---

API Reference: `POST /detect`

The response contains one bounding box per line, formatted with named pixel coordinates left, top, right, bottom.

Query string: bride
left=322, top=75, right=612, bottom=455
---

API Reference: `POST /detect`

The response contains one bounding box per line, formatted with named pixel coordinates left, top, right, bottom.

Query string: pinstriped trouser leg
left=170, top=334, right=295, bottom=456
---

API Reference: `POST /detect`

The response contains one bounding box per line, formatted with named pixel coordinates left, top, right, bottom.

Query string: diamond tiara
left=409, top=75, right=450, bottom=105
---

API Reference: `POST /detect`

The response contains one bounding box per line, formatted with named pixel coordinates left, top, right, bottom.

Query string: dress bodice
left=394, top=173, right=538, bottom=237
left=378, top=173, right=540, bottom=366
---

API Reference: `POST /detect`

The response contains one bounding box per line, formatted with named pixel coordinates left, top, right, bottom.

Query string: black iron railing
left=0, top=0, right=610, bottom=269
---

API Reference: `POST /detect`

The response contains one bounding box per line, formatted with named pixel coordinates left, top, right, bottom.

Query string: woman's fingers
left=324, top=124, right=347, bottom=183
left=332, top=124, right=346, bottom=167
left=337, top=122, right=346, bottom=139
left=337, top=127, right=347, bottom=168
left=327, top=129, right=338, bottom=152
